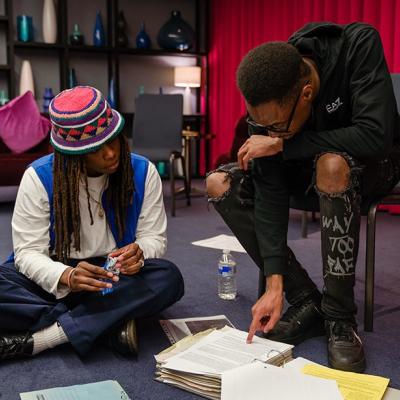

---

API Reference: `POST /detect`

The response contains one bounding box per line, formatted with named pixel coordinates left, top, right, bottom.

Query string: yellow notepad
left=302, top=364, right=390, bottom=400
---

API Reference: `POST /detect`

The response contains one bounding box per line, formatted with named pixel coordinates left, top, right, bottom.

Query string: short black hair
left=236, top=42, right=310, bottom=107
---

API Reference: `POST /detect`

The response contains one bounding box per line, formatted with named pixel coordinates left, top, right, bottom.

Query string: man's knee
left=316, top=153, right=351, bottom=194
left=206, top=172, right=230, bottom=198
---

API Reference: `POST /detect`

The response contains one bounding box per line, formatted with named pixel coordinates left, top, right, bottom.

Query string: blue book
left=20, top=380, right=130, bottom=400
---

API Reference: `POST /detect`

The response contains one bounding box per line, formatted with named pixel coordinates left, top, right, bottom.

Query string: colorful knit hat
left=49, top=86, right=124, bottom=154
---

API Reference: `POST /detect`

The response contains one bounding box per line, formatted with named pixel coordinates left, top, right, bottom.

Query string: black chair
left=132, top=94, right=190, bottom=217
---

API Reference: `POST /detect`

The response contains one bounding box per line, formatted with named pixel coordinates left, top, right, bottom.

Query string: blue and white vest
left=7, top=152, right=148, bottom=263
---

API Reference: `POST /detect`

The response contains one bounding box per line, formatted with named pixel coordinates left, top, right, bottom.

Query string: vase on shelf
left=17, top=15, right=34, bottom=42
left=19, top=60, right=35, bottom=96
left=157, top=10, right=195, bottom=51
left=42, top=0, right=57, bottom=43
left=116, top=11, right=128, bottom=47
left=93, top=11, right=105, bottom=47
left=69, top=24, right=84, bottom=45
left=68, top=68, right=77, bottom=88
left=0, top=90, right=9, bottom=106
left=42, top=87, right=54, bottom=113
left=136, top=22, right=151, bottom=49
left=108, top=78, right=116, bottom=108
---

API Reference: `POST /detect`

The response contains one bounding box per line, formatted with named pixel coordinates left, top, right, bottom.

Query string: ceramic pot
left=157, top=10, right=195, bottom=51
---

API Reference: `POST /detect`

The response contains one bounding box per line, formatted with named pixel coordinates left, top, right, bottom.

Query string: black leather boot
left=107, top=319, right=138, bottom=357
left=326, top=321, right=366, bottom=373
left=0, top=332, right=34, bottom=361
left=263, top=298, right=325, bottom=345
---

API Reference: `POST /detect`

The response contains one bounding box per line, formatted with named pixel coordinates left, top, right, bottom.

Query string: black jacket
left=284, top=22, right=400, bottom=161
left=255, top=22, right=400, bottom=277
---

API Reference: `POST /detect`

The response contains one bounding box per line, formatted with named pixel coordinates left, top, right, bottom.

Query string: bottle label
left=218, top=265, right=232, bottom=275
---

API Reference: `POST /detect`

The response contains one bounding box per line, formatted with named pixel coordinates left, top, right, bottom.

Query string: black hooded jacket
left=255, top=22, right=400, bottom=277
left=284, top=22, right=399, bottom=161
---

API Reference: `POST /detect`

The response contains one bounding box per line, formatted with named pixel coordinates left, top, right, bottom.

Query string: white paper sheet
left=191, top=234, right=246, bottom=253
left=221, top=361, right=343, bottom=400
left=163, top=327, right=292, bottom=376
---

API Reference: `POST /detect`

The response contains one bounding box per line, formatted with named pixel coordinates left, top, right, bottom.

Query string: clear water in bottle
left=218, top=249, right=237, bottom=300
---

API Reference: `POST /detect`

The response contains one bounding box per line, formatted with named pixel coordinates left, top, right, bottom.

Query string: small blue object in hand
left=101, top=256, right=119, bottom=295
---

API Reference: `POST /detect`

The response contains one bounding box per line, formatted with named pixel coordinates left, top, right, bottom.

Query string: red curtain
left=208, top=0, right=400, bottom=167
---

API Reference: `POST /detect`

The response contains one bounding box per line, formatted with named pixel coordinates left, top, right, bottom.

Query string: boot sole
left=126, top=320, right=138, bottom=355
left=328, top=356, right=366, bottom=373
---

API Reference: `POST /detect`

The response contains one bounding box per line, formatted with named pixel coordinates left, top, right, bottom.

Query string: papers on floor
left=20, top=380, right=130, bottom=400
left=191, top=234, right=246, bottom=253
left=221, top=360, right=342, bottom=400
left=154, top=326, right=293, bottom=400
left=302, top=363, right=390, bottom=400
left=159, top=315, right=235, bottom=344
left=221, top=356, right=390, bottom=400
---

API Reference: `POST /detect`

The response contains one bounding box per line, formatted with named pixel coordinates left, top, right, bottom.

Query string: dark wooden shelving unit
left=1, top=0, right=210, bottom=173
left=13, top=41, right=65, bottom=50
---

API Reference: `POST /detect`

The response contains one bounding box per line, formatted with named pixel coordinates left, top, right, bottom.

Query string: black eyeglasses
left=246, top=80, right=309, bottom=136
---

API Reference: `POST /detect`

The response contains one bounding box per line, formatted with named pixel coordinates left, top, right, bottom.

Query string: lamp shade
left=174, top=66, right=201, bottom=87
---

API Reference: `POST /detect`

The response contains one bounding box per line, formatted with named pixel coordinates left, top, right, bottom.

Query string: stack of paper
left=154, top=326, right=293, bottom=400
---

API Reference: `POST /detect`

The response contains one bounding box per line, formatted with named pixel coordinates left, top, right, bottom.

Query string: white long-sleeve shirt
left=11, top=161, right=167, bottom=299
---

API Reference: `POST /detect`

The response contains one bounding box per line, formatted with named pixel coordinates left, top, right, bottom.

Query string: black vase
left=157, top=10, right=195, bottom=51
left=116, top=11, right=128, bottom=47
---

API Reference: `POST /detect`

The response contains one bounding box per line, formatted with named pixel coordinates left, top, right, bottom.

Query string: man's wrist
left=266, top=274, right=283, bottom=291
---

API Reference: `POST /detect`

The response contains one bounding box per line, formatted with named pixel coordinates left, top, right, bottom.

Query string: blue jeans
left=0, top=258, right=184, bottom=355
left=208, top=149, right=400, bottom=323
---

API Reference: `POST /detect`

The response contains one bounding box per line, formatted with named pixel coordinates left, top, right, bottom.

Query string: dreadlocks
left=53, top=135, right=134, bottom=263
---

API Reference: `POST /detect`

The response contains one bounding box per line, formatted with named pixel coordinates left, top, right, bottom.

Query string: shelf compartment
left=14, top=42, right=64, bottom=50
left=67, top=45, right=112, bottom=53
left=116, top=47, right=206, bottom=58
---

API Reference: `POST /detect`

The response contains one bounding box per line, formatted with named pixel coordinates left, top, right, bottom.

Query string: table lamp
left=174, top=66, right=201, bottom=115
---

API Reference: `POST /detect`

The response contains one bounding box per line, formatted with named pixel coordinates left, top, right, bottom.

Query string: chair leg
left=311, top=211, right=317, bottom=222
left=169, top=154, right=176, bottom=217
left=258, top=269, right=266, bottom=298
left=181, top=155, right=191, bottom=206
left=301, top=211, right=308, bottom=238
left=365, top=200, right=379, bottom=332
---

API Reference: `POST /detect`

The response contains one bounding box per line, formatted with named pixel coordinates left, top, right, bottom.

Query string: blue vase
left=93, top=11, right=105, bottom=47
left=136, top=22, right=151, bottom=49
left=17, top=15, right=34, bottom=42
left=42, top=87, right=54, bottom=113
left=68, top=68, right=77, bottom=88
left=157, top=10, right=195, bottom=51
left=108, top=78, right=116, bottom=108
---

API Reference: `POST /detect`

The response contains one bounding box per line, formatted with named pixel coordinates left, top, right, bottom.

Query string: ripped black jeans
left=208, top=150, right=400, bottom=323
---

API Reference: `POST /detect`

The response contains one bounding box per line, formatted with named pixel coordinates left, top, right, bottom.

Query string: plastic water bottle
left=218, top=249, right=237, bottom=300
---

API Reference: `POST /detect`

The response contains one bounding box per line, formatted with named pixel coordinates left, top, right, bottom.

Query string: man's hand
left=109, top=243, right=144, bottom=275
left=246, top=274, right=284, bottom=343
left=238, top=136, right=283, bottom=170
left=60, top=261, right=119, bottom=292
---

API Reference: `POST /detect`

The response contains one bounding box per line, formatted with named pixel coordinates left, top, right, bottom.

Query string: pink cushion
left=0, top=91, right=51, bottom=154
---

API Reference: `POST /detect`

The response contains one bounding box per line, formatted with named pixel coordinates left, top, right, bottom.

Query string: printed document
left=221, top=361, right=342, bottom=400
left=163, top=327, right=293, bottom=376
